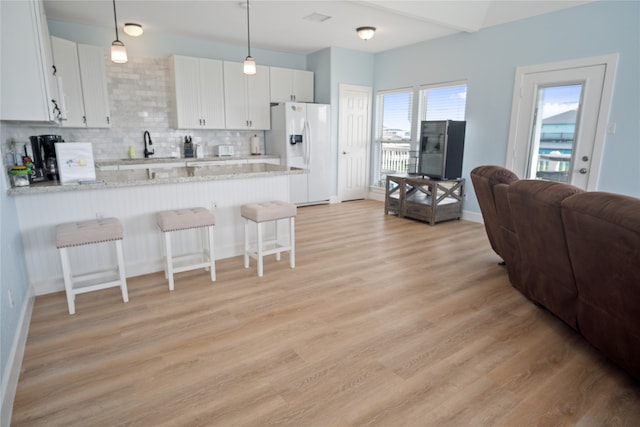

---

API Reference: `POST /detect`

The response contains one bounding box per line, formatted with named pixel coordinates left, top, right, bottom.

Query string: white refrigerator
left=266, top=102, right=331, bottom=205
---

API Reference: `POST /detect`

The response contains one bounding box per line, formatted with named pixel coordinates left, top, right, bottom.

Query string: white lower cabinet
left=223, top=61, right=271, bottom=130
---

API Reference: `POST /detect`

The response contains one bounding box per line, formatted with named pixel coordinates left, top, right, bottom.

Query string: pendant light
left=243, top=0, right=256, bottom=75
left=111, top=0, right=128, bottom=64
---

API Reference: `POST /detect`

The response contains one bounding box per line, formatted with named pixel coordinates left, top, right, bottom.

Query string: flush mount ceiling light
left=357, top=26, right=376, bottom=41
left=123, top=22, right=143, bottom=37
left=110, top=0, right=127, bottom=63
left=243, top=0, right=256, bottom=75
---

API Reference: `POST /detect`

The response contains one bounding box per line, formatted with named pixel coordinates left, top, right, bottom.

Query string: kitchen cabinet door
left=51, top=36, right=86, bottom=127
left=223, top=61, right=270, bottom=130
left=270, top=67, right=314, bottom=103
left=198, top=58, right=225, bottom=129
left=0, top=0, right=59, bottom=122
left=170, top=55, right=225, bottom=129
left=77, top=44, right=111, bottom=128
left=292, top=69, right=314, bottom=103
left=247, top=65, right=271, bottom=129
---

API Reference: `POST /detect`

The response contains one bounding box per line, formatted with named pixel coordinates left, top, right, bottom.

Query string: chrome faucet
left=143, top=130, right=154, bottom=158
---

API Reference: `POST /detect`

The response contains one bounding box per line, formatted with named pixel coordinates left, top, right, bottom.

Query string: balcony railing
left=380, top=142, right=411, bottom=174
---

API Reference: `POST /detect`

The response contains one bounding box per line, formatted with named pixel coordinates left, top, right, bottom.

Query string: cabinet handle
left=51, top=99, right=62, bottom=119
left=106, top=116, right=110, bottom=125
left=52, top=65, right=57, bottom=76
left=202, top=118, right=206, bottom=126
left=82, top=116, right=86, bottom=124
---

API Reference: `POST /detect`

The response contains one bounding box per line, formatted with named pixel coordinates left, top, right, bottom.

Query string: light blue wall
left=48, top=20, right=307, bottom=69
left=374, top=0, right=640, bottom=213
left=0, top=174, right=30, bottom=395
left=307, top=48, right=331, bottom=105
left=308, top=47, right=375, bottom=197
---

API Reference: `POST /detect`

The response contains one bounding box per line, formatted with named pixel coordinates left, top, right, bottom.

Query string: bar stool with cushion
left=156, top=207, right=216, bottom=291
left=241, top=201, right=297, bottom=277
left=55, top=218, right=128, bottom=315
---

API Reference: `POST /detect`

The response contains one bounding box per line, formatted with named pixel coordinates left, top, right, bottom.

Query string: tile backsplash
left=1, top=55, right=263, bottom=165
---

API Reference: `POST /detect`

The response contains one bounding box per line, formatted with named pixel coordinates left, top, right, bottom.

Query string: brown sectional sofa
left=471, top=165, right=640, bottom=381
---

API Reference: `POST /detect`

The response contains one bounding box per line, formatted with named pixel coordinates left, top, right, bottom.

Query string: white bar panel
left=14, top=176, right=289, bottom=295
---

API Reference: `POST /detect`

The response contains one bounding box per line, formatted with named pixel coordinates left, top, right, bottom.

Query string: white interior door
left=338, top=84, right=372, bottom=201
left=506, top=54, right=618, bottom=190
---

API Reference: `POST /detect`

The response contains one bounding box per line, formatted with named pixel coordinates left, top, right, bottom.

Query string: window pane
left=381, top=91, right=413, bottom=141
left=422, top=84, right=467, bottom=121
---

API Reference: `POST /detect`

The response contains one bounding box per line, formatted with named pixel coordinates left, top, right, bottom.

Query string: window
left=418, top=82, right=467, bottom=122
left=372, top=82, right=468, bottom=188
left=373, top=89, right=413, bottom=187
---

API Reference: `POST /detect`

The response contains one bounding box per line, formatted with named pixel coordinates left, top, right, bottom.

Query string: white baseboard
left=1, top=285, right=35, bottom=427
left=462, top=209, right=484, bottom=224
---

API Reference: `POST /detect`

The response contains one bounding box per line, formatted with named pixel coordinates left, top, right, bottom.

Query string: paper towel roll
left=250, top=135, right=260, bottom=155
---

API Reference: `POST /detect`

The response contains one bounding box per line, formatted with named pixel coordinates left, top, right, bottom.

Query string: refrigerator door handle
left=303, top=120, right=311, bottom=167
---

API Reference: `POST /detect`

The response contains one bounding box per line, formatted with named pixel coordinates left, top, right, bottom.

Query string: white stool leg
left=164, top=231, right=175, bottom=291
left=207, top=225, right=216, bottom=282
left=290, top=217, right=295, bottom=269
left=244, top=218, right=250, bottom=269
left=275, top=220, right=281, bottom=262
left=59, top=247, right=76, bottom=315
left=115, top=239, right=129, bottom=302
left=257, top=221, right=264, bottom=277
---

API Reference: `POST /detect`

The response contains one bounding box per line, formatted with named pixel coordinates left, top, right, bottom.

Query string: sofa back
left=470, top=166, right=519, bottom=262
left=561, top=191, right=640, bottom=379
left=507, top=180, right=583, bottom=329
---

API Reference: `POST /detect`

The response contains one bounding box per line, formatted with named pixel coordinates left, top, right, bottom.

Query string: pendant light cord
left=113, top=0, right=120, bottom=41
left=246, top=0, right=251, bottom=57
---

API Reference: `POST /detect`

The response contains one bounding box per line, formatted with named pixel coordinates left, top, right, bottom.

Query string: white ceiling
left=43, top=0, right=594, bottom=55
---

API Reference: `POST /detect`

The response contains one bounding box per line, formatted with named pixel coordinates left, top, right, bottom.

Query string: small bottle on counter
left=128, top=146, right=135, bottom=159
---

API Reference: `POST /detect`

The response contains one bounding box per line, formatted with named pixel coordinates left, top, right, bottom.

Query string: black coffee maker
left=29, top=135, right=64, bottom=181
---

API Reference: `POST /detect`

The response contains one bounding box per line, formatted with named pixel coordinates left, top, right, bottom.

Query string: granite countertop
left=8, top=162, right=305, bottom=196
left=96, top=154, right=280, bottom=168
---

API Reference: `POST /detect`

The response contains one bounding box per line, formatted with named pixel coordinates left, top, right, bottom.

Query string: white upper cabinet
left=0, top=0, right=59, bottom=122
left=51, top=37, right=111, bottom=128
left=77, top=44, right=111, bottom=128
left=51, top=36, right=85, bottom=127
left=169, top=55, right=225, bottom=129
left=270, top=67, right=314, bottom=103
left=223, top=61, right=271, bottom=130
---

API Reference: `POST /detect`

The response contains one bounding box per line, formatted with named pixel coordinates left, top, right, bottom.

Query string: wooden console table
left=384, top=175, right=465, bottom=225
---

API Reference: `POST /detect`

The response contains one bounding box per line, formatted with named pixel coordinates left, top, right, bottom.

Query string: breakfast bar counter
left=8, top=156, right=296, bottom=196
left=12, top=161, right=303, bottom=296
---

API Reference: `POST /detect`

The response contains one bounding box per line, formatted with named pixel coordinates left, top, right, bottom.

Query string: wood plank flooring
left=11, top=200, right=640, bottom=426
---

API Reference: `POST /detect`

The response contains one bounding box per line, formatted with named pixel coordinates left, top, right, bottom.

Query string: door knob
left=582, top=155, right=589, bottom=161
left=343, top=151, right=347, bottom=155
left=579, top=168, right=588, bottom=174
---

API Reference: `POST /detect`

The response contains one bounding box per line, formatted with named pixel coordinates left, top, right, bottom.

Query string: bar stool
left=55, top=218, right=128, bottom=315
left=241, top=201, right=297, bottom=277
left=156, top=207, right=216, bottom=291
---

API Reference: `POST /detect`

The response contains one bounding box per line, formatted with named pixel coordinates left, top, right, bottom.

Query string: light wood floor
left=11, top=200, right=640, bottom=426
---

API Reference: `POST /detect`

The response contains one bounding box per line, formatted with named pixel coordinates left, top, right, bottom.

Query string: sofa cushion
left=507, top=180, right=583, bottom=328
left=561, top=191, right=640, bottom=379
